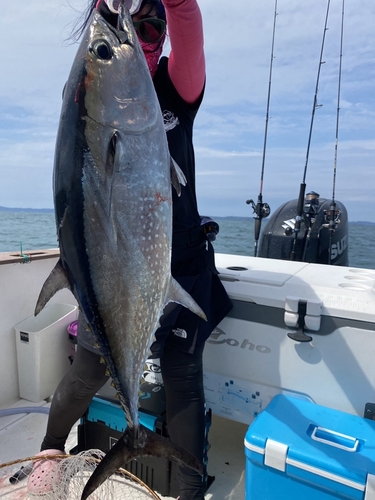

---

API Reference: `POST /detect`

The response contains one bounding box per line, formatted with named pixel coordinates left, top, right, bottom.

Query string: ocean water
left=0, top=211, right=374, bottom=269
left=212, top=217, right=375, bottom=270
left=0, top=212, right=58, bottom=254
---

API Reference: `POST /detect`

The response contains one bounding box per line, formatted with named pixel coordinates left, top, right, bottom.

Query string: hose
left=0, top=406, right=50, bottom=417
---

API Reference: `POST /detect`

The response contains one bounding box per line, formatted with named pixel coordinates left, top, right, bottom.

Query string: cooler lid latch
left=285, top=296, right=322, bottom=342
left=264, top=438, right=288, bottom=472
left=365, top=473, right=375, bottom=500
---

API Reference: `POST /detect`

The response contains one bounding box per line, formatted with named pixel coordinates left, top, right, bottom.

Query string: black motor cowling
left=258, top=192, right=349, bottom=265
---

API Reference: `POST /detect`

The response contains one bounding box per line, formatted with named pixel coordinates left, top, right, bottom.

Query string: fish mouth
left=96, top=1, right=133, bottom=46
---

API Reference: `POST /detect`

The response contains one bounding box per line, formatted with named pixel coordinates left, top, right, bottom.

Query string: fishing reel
left=304, top=191, right=320, bottom=216
left=323, top=207, right=341, bottom=232
left=301, top=191, right=321, bottom=229
left=246, top=198, right=271, bottom=257
left=246, top=199, right=271, bottom=220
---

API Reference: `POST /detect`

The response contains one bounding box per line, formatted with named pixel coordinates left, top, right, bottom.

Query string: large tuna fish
left=35, top=1, right=205, bottom=498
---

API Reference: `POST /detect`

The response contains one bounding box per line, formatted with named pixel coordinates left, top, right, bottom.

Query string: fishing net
left=0, top=450, right=161, bottom=500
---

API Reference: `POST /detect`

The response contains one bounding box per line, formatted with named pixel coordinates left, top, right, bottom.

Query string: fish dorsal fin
left=167, top=277, right=207, bottom=321
left=170, top=156, right=186, bottom=197
left=35, top=259, right=72, bottom=316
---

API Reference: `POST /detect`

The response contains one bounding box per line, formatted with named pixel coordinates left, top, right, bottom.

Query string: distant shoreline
left=0, top=206, right=374, bottom=225
left=0, top=206, right=54, bottom=214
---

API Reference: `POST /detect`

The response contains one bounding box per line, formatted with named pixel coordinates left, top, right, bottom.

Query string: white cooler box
left=15, top=303, right=78, bottom=402
left=203, top=254, right=375, bottom=424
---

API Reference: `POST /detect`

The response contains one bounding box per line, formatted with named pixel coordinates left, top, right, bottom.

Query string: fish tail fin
left=141, top=425, right=203, bottom=472
left=168, top=278, right=207, bottom=321
left=81, top=424, right=203, bottom=500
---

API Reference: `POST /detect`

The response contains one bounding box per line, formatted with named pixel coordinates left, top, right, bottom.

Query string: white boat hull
left=1, top=250, right=375, bottom=424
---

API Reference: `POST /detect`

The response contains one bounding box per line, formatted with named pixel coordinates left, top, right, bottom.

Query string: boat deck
left=0, top=399, right=247, bottom=499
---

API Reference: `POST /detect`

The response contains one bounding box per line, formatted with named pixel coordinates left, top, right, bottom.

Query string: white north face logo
left=172, top=328, right=187, bottom=339
left=163, top=110, right=179, bottom=132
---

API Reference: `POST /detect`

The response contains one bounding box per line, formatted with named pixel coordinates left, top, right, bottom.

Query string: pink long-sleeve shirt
left=162, top=0, right=205, bottom=104
left=102, top=0, right=206, bottom=104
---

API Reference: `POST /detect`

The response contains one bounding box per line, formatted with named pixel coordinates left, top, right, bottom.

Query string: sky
left=1, top=0, right=374, bottom=221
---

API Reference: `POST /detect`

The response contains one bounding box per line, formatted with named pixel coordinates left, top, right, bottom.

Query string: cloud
left=195, top=146, right=260, bottom=159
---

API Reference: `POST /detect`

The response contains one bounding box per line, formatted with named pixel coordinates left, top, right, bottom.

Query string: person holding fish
left=27, top=0, right=232, bottom=499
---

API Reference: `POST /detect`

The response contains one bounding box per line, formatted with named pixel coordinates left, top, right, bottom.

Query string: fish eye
left=90, top=40, right=113, bottom=61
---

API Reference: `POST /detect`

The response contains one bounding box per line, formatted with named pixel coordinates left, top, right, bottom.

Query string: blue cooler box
left=245, top=395, right=375, bottom=499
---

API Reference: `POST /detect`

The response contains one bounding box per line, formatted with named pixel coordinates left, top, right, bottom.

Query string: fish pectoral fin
left=81, top=424, right=203, bottom=500
left=142, top=425, right=203, bottom=474
left=170, top=156, right=187, bottom=197
left=34, top=259, right=72, bottom=316
left=168, top=278, right=207, bottom=321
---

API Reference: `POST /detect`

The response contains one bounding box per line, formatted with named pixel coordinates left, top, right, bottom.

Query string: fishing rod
left=246, top=0, right=278, bottom=257
left=326, top=0, right=345, bottom=264
left=290, top=0, right=331, bottom=261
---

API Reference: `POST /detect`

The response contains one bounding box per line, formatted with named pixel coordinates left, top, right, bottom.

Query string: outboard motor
left=258, top=191, right=349, bottom=265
